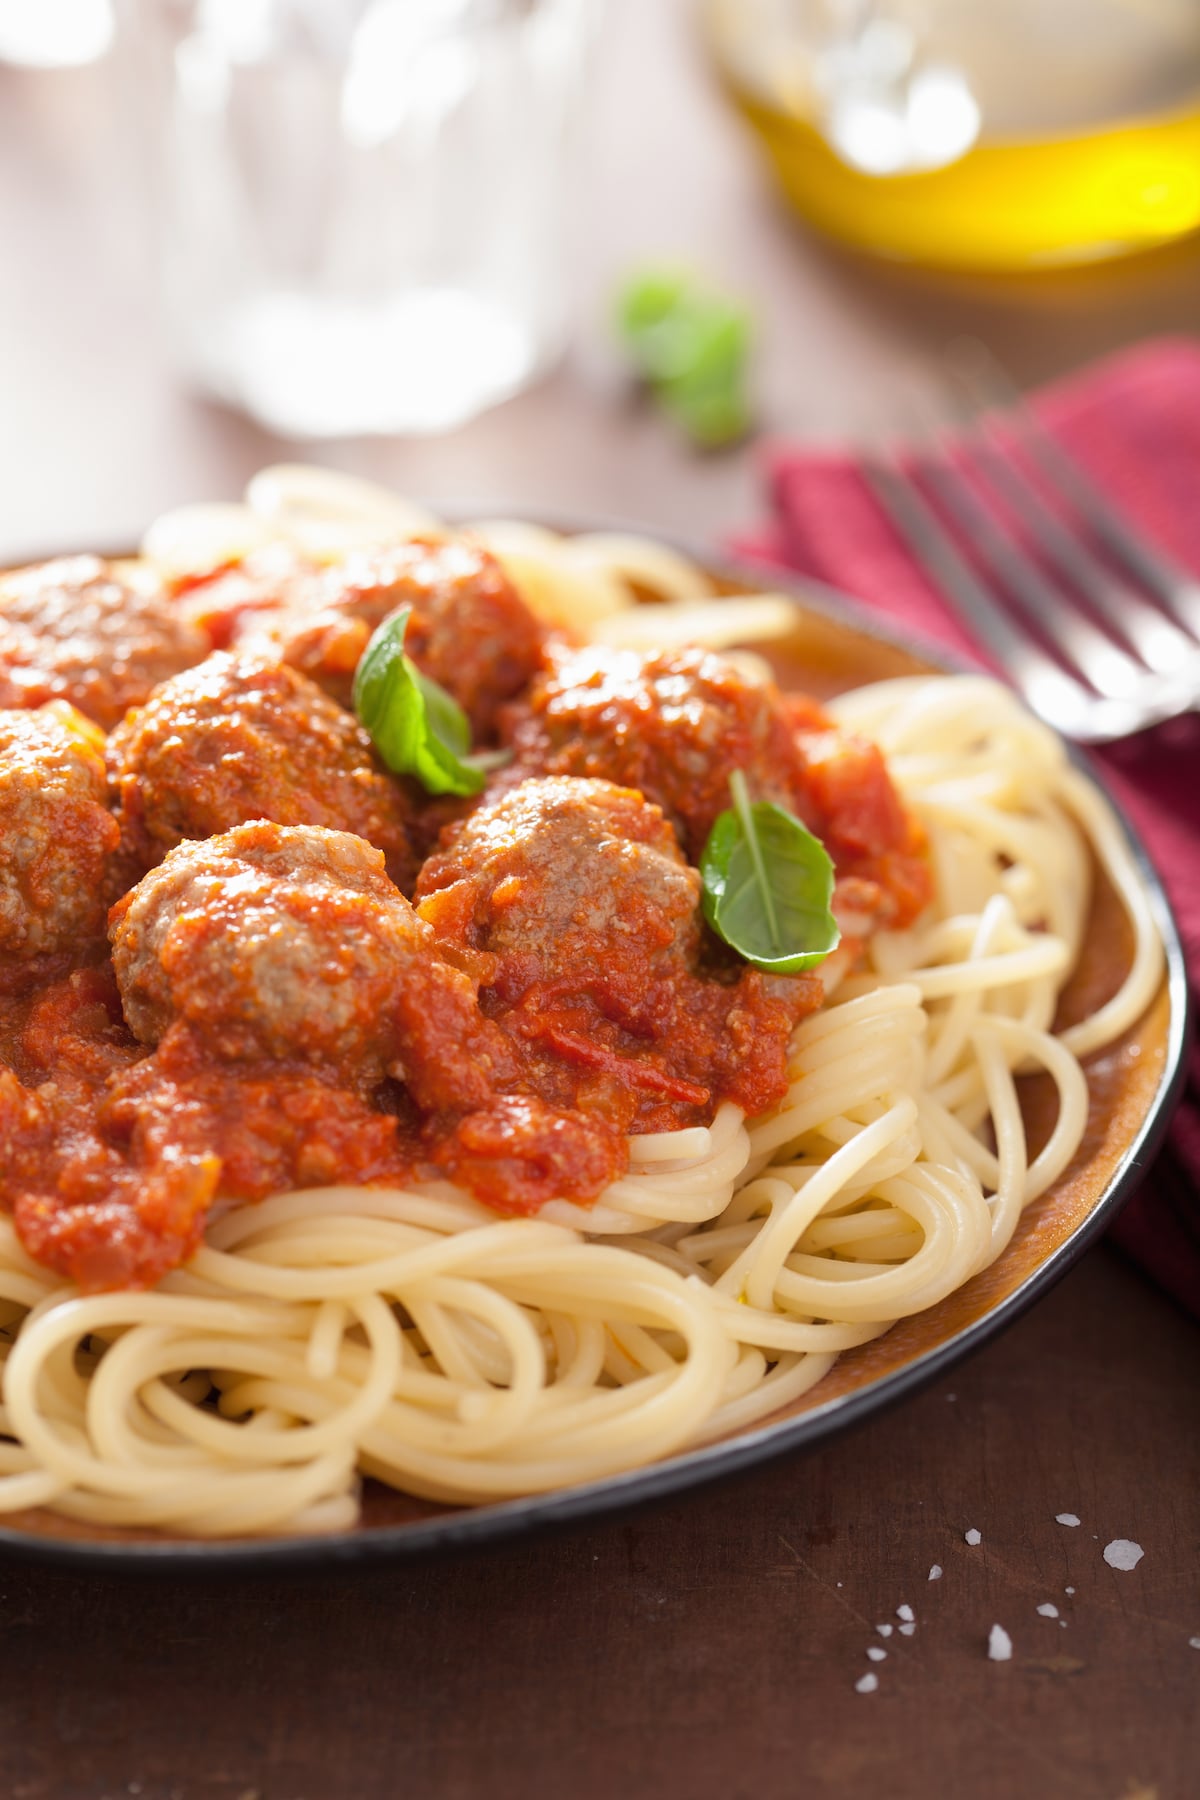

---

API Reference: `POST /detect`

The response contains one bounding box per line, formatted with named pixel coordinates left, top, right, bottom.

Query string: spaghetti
left=0, top=473, right=1164, bottom=1536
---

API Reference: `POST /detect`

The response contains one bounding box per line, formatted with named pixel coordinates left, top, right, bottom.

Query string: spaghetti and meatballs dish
left=0, top=468, right=1163, bottom=1536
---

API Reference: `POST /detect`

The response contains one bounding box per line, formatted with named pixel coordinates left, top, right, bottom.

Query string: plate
left=0, top=546, right=1189, bottom=1569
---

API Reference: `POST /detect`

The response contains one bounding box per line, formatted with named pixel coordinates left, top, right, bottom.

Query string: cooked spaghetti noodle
left=0, top=472, right=1164, bottom=1536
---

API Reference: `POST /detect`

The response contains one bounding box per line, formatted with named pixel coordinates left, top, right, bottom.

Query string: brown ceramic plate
left=0, top=542, right=1189, bottom=1570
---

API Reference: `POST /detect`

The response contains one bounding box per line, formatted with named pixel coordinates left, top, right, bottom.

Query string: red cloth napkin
left=735, top=337, right=1200, bottom=1316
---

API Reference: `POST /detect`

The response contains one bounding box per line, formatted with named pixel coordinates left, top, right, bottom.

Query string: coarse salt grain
left=866, top=1646, right=887, bottom=1662
left=898, top=1622, right=916, bottom=1636
left=1037, top=1603, right=1059, bottom=1619
left=1189, top=1637, right=1200, bottom=1650
left=987, top=1624, right=1013, bottom=1662
left=1103, top=1539, right=1144, bottom=1571
left=1065, top=1586, right=1075, bottom=1596
left=965, top=1528, right=982, bottom=1546
left=1055, top=1513, right=1081, bottom=1527
left=855, top=1672, right=879, bottom=1694
left=876, top=1623, right=893, bottom=1637
left=928, top=1564, right=943, bottom=1582
left=897, top=1604, right=914, bottom=1622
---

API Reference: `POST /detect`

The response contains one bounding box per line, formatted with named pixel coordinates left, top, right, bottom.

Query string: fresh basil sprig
left=616, top=266, right=753, bottom=451
left=700, top=771, right=840, bottom=974
left=352, top=606, right=485, bottom=798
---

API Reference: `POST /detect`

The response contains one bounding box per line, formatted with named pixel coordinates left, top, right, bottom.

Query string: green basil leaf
left=700, top=771, right=840, bottom=973
left=616, top=265, right=754, bottom=450
left=352, top=606, right=485, bottom=798
left=414, top=665, right=471, bottom=759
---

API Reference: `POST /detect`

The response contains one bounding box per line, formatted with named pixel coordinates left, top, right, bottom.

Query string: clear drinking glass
left=125, top=0, right=595, bottom=437
left=0, top=0, right=114, bottom=66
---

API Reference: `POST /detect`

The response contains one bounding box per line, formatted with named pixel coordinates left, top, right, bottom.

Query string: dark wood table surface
left=1, top=5, right=1198, bottom=1796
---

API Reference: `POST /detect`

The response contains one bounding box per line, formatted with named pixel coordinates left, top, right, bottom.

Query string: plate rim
left=0, top=529, right=1190, bottom=1573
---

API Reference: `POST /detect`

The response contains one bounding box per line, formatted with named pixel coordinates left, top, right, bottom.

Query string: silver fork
left=860, top=344, right=1200, bottom=743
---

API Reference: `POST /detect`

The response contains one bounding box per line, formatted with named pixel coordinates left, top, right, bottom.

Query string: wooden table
left=1, top=5, right=1198, bottom=1795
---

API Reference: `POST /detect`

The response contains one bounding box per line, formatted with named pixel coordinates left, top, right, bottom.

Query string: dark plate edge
left=0, top=528, right=1190, bottom=1574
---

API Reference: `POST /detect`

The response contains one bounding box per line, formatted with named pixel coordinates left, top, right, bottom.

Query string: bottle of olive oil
left=703, top=0, right=1200, bottom=270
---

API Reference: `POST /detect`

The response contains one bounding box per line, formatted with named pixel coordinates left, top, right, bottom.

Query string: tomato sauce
left=0, top=570, right=931, bottom=1293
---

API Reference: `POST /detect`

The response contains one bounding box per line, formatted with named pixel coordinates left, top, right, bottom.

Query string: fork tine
left=942, top=399, right=1197, bottom=678
left=861, top=455, right=1099, bottom=739
left=902, top=433, right=1149, bottom=702
left=863, top=455, right=1194, bottom=742
left=945, top=340, right=1200, bottom=639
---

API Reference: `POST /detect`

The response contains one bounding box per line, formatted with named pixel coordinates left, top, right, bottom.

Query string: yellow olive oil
left=704, top=0, right=1200, bottom=271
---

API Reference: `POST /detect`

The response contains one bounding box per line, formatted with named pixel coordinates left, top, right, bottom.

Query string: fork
left=859, top=344, right=1200, bottom=744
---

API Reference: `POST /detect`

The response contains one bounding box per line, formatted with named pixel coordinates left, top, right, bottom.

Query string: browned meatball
left=417, top=778, right=701, bottom=1027
left=248, top=537, right=548, bottom=740
left=0, top=556, right=210, bottom=730
left=110, top=823, right=441, bottom=1081
left=106, top=653, right=415, bottom=887
left=0, top=705, right=120, bottom=963
left=177, top=544, right=315, bottom=648
left=502, top=642, right=818, bottom=862
left=416, top=776, right=813, bottom=1130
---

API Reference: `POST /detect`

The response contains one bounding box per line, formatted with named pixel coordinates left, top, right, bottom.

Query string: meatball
left=417, top=776, right=816, bottom=1130
left=107, top=653, right=415, bottom=887
left=502, top=643, right=815, bottom=861
left=110, top=823, right=439, bottom=1080
left=0, top=556, right=210, bottom=730
left=416, top=777, right=701, bottom=1030
left=177, top=544, right=315, bottom=649
left=0, top=705, right=120, bottom=963
left=250, top=537, right=547, bottom=739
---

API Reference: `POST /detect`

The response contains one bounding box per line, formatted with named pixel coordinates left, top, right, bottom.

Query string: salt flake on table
left=1103, top=1539, right=1144, bottom=1571
left=897, top=1604, right=914, bottom=1622
left=1065, top=1586, right=1076, bottom=1596
left=898, top=1622, right=916, bottom=1636
left=855, top=1672, right=879, bottom=1694
left=1189, top=1637, right=1200, bottom=1650
left=987, top=1624, right=1013, bottom=1662
left=965, top=1528, right=982, bottom=1546
left=1056, top=1513, right=1081, bottom=1527
left=928, top=1564, right=943, bottom=1581
left=876, top=1623, right=893, bottom=1637
left=1037, top=1603, right=1059, bottom=1618
left=866, top=1646, right=887, bottom=1662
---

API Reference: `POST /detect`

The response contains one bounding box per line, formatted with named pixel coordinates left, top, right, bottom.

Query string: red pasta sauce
left=0, top=547, right=930, bottom=1291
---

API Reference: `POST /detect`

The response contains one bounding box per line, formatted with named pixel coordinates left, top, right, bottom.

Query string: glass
left=0, top=0, right=113, bottom=66
left=703, top=0, right=1200, bottom=270
left=125, top=0, right=594, bottom=437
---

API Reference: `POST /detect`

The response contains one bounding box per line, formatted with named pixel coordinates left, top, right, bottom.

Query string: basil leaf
left=616, top=265, right=753, bottom=450
left=414, top=665, right=470, bottom=759
left=700, top=771, right=840, bottom=973
left=352, top=606, right=485, bottom=798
